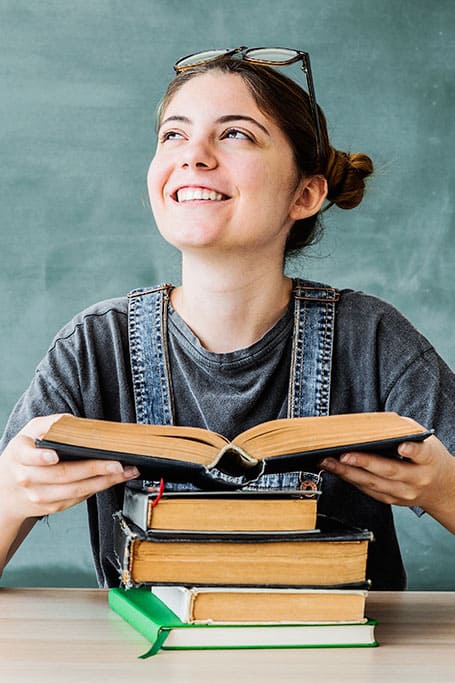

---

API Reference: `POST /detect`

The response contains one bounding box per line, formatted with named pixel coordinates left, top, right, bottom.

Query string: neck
left=171, top=251, right=293, bottom=353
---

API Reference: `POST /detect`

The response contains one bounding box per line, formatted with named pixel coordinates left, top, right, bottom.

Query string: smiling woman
left=1, top=49, right=454, bottom=591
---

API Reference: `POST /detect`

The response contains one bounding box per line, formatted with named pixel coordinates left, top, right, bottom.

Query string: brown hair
left=157, top=58, right=373, bottom=255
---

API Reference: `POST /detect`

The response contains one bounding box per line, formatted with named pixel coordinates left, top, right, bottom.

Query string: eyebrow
left=159, top=114, right=270, bottom=136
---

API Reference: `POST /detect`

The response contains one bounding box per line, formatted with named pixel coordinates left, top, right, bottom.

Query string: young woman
left=1, top=48, right=454, bottom=590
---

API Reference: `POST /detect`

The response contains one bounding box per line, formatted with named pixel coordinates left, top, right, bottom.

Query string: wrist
left=0, top=495, right=32, bottom=527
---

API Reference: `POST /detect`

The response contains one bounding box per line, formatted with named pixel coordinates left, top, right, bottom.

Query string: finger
left=10, top=414, right=68, bottom=466
left=321, top=451, right=411, bottom=481
left=320, top=456, right=414, bottom=504
left=21, top=468, right=140, bottom=514
left=19, top=414, right=69, bottom=440
left=15, top=457, right=140, bottom=486
left=397, top=435, right=442, bottom=465
left=10, top=432, right=136, bottom=476
left=8, top=434, right=60, bottom=467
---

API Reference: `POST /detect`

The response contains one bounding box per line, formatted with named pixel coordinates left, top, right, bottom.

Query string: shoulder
left=336, top=288, right=432, bottom=354
left=48, top=296, right=129, bottom=354
left=337, top=287, right=408, bottom=320
left=61, top=296, right=129, bottom=327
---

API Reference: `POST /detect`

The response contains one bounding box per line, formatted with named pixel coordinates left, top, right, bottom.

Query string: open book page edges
left=37, top=412, right=431, bottom=478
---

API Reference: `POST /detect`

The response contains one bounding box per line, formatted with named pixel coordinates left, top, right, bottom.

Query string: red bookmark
left=151, top=478, right=165, bottom=507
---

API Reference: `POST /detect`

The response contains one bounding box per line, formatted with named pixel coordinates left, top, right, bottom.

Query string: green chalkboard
left=1, top=0, right=454, bottom=589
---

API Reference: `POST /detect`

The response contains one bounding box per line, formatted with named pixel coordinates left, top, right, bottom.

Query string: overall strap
left=127, top=279, right=339, bottom=425
left=288, top=279, right=340, bottom=418
left=128, top=284, right=175, bottom=425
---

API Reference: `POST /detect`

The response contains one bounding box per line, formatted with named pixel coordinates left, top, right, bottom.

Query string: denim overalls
left=128, top=278, right=337, bottom=490
left=126, top=279, right=407, bottom=588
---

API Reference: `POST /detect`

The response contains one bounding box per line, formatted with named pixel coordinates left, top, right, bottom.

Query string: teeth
left=176, top=188, right=225, bottom=202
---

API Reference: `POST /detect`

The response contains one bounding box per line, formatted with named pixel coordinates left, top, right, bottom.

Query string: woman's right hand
left=0, top=414, right=140, bottom=523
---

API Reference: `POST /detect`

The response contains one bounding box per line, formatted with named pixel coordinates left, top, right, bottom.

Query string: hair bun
left=324, top=146, right=374, bottom=210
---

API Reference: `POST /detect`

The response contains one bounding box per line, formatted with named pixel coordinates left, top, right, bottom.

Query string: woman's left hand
left=320, top=419, right=455, bottom=534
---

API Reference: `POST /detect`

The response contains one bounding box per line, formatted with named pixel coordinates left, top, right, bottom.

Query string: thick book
left=122, top=488, right=318, bottom=533
left=108, top=587, right=377, bottom=657
left=36, top=412, right=432, bottom=486
left=112, top=512, right=373, bottom=588
left=151, top=585, right=368, bottom=624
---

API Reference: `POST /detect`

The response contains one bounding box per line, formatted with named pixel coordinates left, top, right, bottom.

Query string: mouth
left=171, top=186, right=230, bottom=203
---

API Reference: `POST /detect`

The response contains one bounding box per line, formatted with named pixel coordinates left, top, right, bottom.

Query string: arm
left=0, top=414, right=139, bottom=577
left=0, top=299, right=137, bottom=576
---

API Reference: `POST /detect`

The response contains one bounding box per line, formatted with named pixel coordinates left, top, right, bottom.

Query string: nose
left=180, top=137, right=217, bottom=170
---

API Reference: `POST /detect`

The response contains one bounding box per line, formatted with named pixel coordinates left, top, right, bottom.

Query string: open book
left=36, top=412, right=432, bottom=487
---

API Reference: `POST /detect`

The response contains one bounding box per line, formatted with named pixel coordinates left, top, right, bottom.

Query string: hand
left=0, top=414, right=140, bottom=524
left=320, top=420, right=455, bottom=533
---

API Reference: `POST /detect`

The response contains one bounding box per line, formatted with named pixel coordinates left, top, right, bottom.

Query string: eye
left=159, top=130, right=184, bottom=142
left=222, top=128, right=254, bottom=141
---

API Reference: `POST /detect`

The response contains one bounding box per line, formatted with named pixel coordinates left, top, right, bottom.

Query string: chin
left=158, top=225, right=228, bottom=251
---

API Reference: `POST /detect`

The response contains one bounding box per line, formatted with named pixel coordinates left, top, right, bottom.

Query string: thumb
left=19, top=413, right=69, bottom=440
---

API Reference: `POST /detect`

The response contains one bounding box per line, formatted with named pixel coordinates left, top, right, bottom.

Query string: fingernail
left=340, top=453, right=356, bottom=465
left=106, top=462, right=123, bottom=474
left=123, top=466, right=140, bottom=479
left=42, top=450, right=58, bottom=464
left=321, top=458, right=336, bottom=471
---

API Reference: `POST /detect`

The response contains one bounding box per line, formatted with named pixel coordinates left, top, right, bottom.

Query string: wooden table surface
left=0, top=588, right=454, bottom=682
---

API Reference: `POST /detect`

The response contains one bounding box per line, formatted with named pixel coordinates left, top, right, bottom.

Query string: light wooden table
left=0, top=588, right=454, bottom=682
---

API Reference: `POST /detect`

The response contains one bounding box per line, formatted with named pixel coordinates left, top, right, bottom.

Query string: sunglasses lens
left=175, top=49, right=234, bottom=70
left=245, top=47, right=299, bottom=64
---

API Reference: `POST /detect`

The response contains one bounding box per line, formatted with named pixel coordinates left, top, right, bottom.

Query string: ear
left=289, top=175, right=327, bottom=221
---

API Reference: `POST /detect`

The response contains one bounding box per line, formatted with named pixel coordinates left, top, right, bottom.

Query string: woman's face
left=147, top=71, right=307, bottom=256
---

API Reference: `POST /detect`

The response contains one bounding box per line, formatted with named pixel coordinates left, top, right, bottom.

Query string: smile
left=174, top=187, right=229, bottom=202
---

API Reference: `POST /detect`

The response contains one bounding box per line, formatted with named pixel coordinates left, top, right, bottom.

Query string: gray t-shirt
left=168, top=301, right=292, bottom=440
left=2, top=288, right=454, bottom=589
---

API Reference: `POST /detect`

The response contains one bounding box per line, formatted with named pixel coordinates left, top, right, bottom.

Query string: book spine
left=112, top=511, right=140, bottom=589
left=123, top=486, right=149, bottom=530
left=108, top=588, right=170, bottom=658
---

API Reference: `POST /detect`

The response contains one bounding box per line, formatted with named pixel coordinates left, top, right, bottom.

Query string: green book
left=108, top=587, right=378, bottom=658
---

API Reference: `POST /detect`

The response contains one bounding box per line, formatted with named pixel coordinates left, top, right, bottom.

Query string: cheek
left=146, top=157, right=166, bottom=211
left=259, top=164, right=298, bottom=211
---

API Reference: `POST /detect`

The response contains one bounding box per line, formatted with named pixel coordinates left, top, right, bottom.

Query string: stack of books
left=36, top=411, right=431, bottom=656
left=109, top=488, right=376, bottom=656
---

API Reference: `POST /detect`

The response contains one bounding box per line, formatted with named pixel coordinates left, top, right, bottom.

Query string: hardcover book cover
left=112, top=512, right=373, bottom=588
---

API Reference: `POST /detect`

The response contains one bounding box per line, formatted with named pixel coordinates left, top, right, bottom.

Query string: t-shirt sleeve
left=0, top=329, right=86, bottom=453
left=334, top=290, right=455, bottom=518
left=336, top=289, right=455, bottom=453
left=372, top=303, right=455, bottom=456
left=384, top=347, right=455, bottom=448
left=377, top=305, right=455, bottom=517
left=0, top=298, right=131, bottom=454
